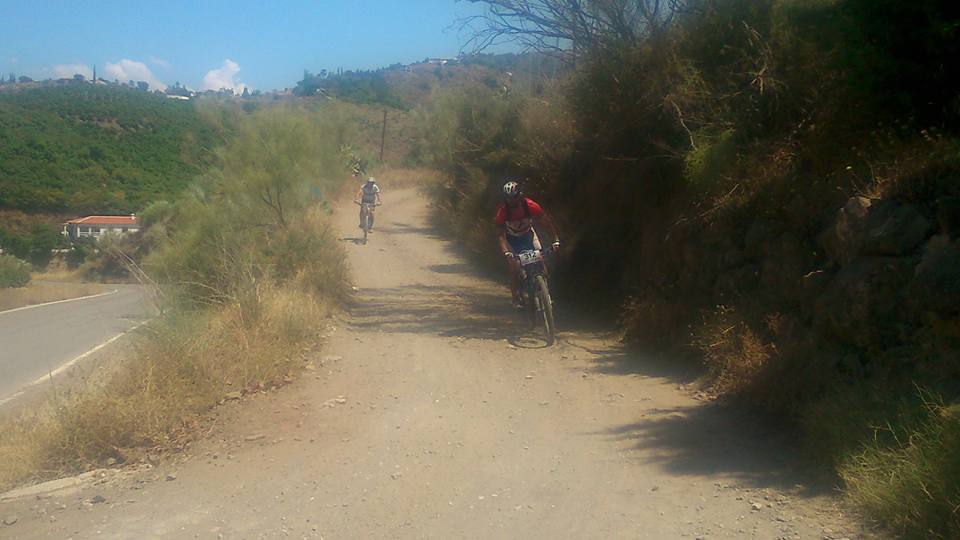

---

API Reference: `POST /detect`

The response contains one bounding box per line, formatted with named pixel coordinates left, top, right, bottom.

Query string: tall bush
left=146, top=104, right=352, bottom=313
left=0, top=254, right=31, bottom=288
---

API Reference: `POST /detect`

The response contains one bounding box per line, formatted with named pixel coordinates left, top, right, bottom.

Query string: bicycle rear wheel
left=535, top=275, right=556, bottom=345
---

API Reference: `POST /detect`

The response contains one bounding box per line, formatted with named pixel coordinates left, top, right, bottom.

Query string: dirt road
left=0, top=188, right=874, bottom=539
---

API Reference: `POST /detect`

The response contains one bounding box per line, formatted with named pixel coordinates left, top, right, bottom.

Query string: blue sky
left=0, top=1, right=497, bottom=91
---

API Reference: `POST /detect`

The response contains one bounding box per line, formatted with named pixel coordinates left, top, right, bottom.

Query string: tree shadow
left=594, top=403, right=835, bottom=496
left=338, top=236, right=367, bottom=245
left=559, top=343, right=836, bottom=496
left=347, top=283, right=529, bottom=342
left=426, top=263, right=478, bottom=275
left=374, top=222, right=446, bottom=240
left=563, top=341, right=703, bottom=384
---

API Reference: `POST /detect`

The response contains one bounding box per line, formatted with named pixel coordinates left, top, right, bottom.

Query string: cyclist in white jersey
left=354, top=177, right=382, bottom=230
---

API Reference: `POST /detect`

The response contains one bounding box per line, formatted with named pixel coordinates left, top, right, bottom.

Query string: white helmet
left=366, top=177, right=376, bottom=184
left=502, top=181, right=521, bottom=198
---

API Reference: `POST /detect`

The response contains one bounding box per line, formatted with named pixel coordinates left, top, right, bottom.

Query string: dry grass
left=32, top=268, right=87, bottom=283
left=0, top=284, right=328, bottom=491
left=0, top=281, right=104, bottom=311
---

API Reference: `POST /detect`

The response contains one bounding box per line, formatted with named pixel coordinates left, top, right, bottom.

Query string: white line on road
left=0, top=391, right=25, bottom=407
left=0, top=320, right=147, bottom=407
left=0, top=289, right=118, bottom=316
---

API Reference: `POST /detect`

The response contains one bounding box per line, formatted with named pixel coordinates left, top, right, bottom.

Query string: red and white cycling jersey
left=494, top=197, right=544, bottom=236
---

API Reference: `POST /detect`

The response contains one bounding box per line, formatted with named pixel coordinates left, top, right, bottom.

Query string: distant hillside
left=0, top=85, right=220, bottom=213
left=382, top=53, right=567, bottom=109
left=294, top=70, right=405, bottom=109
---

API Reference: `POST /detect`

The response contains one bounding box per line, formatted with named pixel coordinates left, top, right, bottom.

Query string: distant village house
left=62, top=215, right=140, bottom=241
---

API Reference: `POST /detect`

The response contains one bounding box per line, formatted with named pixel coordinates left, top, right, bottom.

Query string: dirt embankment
left=0, top=188, right=877, bottom=539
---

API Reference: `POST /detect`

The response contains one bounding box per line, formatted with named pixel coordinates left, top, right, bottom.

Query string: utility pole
left=379, top=109, right=387, bottom=162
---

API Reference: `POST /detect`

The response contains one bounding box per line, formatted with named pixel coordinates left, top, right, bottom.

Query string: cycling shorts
left=506, top=231, right=541, bottom=253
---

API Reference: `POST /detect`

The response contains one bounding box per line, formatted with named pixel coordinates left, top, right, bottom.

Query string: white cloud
left=52, top=63, right=92, bottom=79
left=202, top=59, right=247, bottom=93
left=149, top=56, right=171, bottom=69
left=104, top=59, right=165, bottom=90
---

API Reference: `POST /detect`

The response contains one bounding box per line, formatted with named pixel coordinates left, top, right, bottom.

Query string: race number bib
left=517, top=250, right=543, bottom=266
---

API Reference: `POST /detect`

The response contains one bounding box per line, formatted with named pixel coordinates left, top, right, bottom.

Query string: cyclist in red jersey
left=495, top=180, right=560, bottom=308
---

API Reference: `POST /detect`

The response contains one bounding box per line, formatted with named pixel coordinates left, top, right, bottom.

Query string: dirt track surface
left=0, top=188, right=876, bottom=539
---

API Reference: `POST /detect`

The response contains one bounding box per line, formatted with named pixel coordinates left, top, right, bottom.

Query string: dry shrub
left=0, top=283, right=328, bottom=490
left=693, top=306, right=774, bottom=395
left=273, top=207, right=349, bottom=303
left=620, top=294, right=693, bottom=350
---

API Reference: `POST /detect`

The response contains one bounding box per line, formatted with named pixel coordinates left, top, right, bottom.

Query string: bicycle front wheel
left=535, top=274, right=555, bottom=345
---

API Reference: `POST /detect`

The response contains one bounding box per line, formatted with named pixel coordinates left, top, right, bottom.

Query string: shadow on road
left=565, top=342, right=702, bottom=384
left=594, top=403, right=835, bottom=496
left=426, top=263, right=479, bottom=276
left=560, top=342, right=838, bottom=496
left=347, top=283, right=526, bottom=342
left=374, top=222, right=446, bottom=240
left=338, top=236, right=367, bottom=245
left=558, top=344, right=837, bottom=496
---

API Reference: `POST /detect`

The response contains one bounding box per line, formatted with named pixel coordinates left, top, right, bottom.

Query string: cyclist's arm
left=353, top=189, right=363, bottom=203
left=538, top=210, right=560, bottom=243
left=494, top=208, right=511, bottom=255
left=375, top=191, right=383, bottom=205
left=498, top=231, right=512, bottom=255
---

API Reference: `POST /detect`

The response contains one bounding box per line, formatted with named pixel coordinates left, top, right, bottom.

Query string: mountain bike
left=516, top=248, right=556, bottom=345
left=355, top=202, right=377, bottom=244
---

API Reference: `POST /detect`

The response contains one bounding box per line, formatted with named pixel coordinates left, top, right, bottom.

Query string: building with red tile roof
left=62, top=215, right=140, bottom=241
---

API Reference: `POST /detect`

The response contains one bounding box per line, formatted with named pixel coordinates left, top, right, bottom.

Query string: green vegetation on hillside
left=417, top=1, right=960, bottom=536
left=0, top=84, right=221, bottom=213
left=294, top=70, right=404, bottom=109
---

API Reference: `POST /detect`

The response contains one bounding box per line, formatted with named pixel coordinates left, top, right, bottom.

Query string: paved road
left=0, top=284, right=149, bottom=403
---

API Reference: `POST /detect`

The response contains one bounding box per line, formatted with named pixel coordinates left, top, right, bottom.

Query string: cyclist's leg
left=506, top=232, right=535, bottom=307
left=507, top=256, right=521, bottom=305
left=368, top=205, right=375, bottom=229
